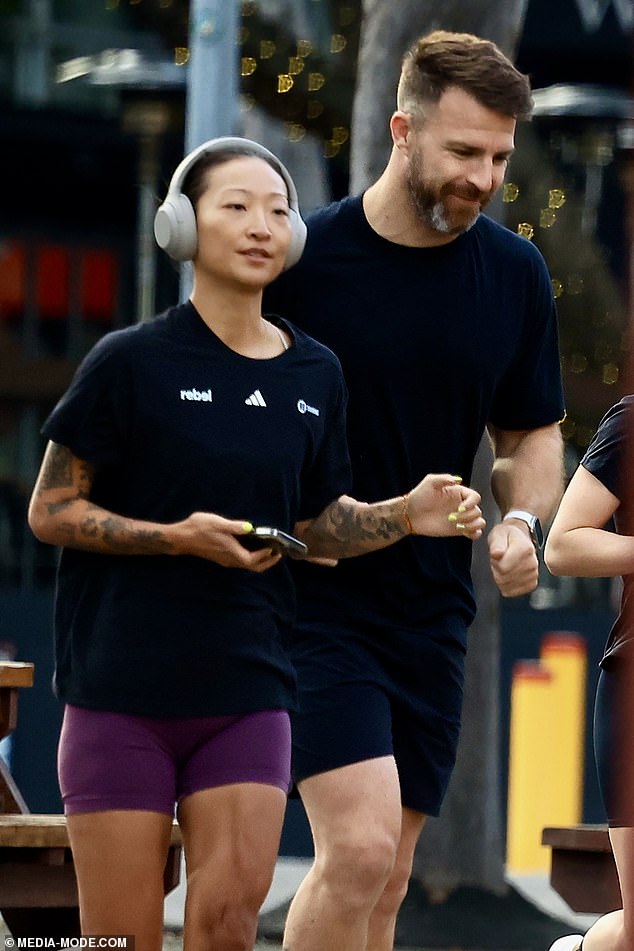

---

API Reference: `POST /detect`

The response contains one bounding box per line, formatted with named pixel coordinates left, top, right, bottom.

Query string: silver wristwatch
left=503, top=510, right=544, bottom=550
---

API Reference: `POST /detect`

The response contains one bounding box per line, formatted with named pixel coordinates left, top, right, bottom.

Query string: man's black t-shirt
left=265, top=196, right=565, bottom=641
left=42, top=302, right=352, bottom=716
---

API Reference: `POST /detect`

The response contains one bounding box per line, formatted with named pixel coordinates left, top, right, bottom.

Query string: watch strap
left=503, top=509, right=543, bottom=550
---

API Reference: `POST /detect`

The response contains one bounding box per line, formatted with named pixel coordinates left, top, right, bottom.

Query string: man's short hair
left=397, top=30, right=533, bottom=122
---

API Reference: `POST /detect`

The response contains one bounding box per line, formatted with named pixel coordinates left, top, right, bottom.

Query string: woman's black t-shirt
left=581, top=395, right=634, bottom=667
left=42, top=302, right=352, bottom=716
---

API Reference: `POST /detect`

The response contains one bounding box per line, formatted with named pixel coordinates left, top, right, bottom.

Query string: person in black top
left=545, top=397, right=634, bottom=951
left=28, top=137, right=484, bottom=951
left=264, top=30, right=565, bottom=951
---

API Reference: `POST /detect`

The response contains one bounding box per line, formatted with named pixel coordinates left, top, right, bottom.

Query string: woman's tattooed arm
left=295, top=476, right=485, bottom=559
left=296, top=495, right=407, bottom=560
left=28, top=442, right=173, bottom=555
left=29, top=442, right=288, bottom=570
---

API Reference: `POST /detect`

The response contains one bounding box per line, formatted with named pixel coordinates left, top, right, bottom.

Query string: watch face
left=532, top=517, right=544, bottom=549
left=505, top=510, right=543, bottom=549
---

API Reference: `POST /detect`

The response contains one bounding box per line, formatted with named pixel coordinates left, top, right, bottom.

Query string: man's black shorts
left=289, top=619, right=467, bottom=816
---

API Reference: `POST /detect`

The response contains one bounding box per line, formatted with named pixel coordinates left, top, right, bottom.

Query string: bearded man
left=264, top=30, right=565, bottom=951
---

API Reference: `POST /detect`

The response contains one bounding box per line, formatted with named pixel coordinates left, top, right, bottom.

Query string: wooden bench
left=0, top=661, right=183, bottom=938
left=0, top=661, right=34, bottom=815
left=542, top=824, right=621, bottom=914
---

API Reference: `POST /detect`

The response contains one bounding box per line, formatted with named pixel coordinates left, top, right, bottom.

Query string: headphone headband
left=153, top=136, right=307, bottom=267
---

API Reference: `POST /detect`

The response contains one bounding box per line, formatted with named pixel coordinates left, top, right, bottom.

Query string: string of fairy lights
left=101, top=0, right=357, bottom=158
left=502, top=135, right=627, bottom=449
left=97, top=0, right=629, bottom=449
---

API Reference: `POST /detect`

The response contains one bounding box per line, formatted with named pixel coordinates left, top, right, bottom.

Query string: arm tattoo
left=307, top=497, right=403, bottom=557
left=40, top=443, right=78, bottom=490
left=46, top=498, right=76, bottom=516
left=83, top=514, right=172, bottom=555
left=36, top=443, right=173, bottom=555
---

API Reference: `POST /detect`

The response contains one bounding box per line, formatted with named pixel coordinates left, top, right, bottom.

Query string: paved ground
left=163, top=933, right=282, bottom=950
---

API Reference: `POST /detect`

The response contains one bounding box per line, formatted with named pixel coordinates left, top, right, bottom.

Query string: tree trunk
left=413, top=438, right=507, bottom=894
left=350, top=0, right=530, bottom=893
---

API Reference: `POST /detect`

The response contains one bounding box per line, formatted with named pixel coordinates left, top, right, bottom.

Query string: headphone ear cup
left=153, top=193, right=198, bottom=262
left=284, top=209, right=307, bottom=270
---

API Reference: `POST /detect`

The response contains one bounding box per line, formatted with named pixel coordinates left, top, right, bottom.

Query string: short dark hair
left=397, top=30, right=533, bottom=122
left=182, top=147, right=288, bottom=210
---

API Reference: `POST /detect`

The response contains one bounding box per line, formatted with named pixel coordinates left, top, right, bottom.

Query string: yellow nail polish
left=452, top=475, right=463, bottom=482
left=448, top=513, right=458, bottom=522
left=456, top=522, right=465, bottom=530
left=458, top=504, right=466, bottom=513
left=243, top=521, right=254, bottom=533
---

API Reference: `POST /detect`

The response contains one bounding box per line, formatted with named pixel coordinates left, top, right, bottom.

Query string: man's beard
left=406, top=149, right=487, bottom=235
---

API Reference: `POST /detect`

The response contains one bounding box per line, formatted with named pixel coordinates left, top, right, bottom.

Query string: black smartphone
left=241, top=526, right=308, bottom=557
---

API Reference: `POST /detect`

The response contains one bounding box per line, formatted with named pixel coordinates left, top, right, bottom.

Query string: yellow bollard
left=540, top=631, right=587, bottom=826
left=506, top=660, right=554, bottom=873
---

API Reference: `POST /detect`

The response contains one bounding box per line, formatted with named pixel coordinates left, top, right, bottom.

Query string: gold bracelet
left=401, top=493, right=414, bottom=535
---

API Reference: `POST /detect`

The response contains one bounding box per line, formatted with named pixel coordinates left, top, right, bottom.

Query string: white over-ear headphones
left=154, top=136, right=307, bottom=269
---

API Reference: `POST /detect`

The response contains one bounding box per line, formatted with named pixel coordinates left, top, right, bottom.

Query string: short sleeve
left=297, top=370, right=352, bottom=520
left=581, top=398, right=633, bottom=501
left=42, top=331, right=134, bottom=466
left=489, top=247, right=565, bottom=430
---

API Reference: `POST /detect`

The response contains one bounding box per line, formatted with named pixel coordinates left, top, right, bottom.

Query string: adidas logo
left=245, top=389, right=267, bottom=407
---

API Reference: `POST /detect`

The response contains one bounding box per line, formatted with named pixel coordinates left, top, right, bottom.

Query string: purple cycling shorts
left=58, top=705, right=291, bottom=816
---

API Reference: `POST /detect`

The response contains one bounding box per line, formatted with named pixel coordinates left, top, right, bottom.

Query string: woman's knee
left=196, top=905, right=258, bottom=951
left=185, top=889, right=261, bottom=951
left=186, top=872, right=265, bottom=950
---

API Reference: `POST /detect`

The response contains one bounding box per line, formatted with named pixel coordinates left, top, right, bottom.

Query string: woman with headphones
left=28, top=138, right=484, bottom=951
